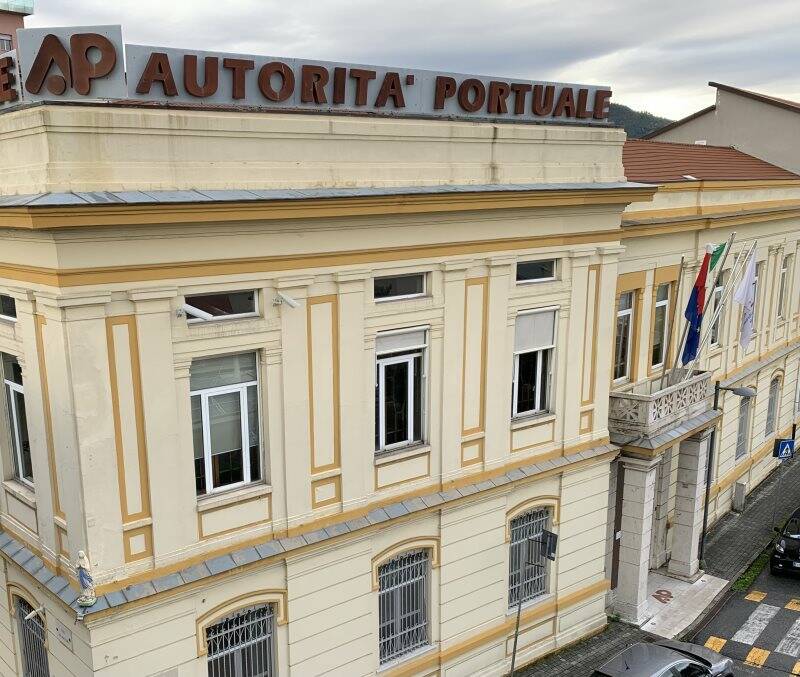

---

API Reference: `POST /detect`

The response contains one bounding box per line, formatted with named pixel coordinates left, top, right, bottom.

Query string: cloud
left=26, top=0, right=800, bottom=119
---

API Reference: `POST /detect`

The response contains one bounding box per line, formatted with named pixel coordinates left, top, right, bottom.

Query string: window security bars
left=508, top=508, right=550, bottom=608
left=15, top=597, right=49, bottom=677
left=378, top=550, right=429, bottom=664
left=206, top=605, right=275, bottom=677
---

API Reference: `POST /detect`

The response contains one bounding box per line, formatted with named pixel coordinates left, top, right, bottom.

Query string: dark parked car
left=591, top=639, right=734, bottom=677
left=771, top=508, right=800, bottom=574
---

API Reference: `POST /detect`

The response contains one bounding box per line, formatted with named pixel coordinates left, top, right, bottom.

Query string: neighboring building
left=0, top=1, right=32, bottom=52
left=646, top=82, right=800, bottom=175
left=0, top=26, right=799, bottom=677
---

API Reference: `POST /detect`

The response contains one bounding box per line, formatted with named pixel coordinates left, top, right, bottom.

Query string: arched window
left=205, top=604, right=275, bottom=677
left=508, top=507, right=552, bottom=608
left=766, top=377, right=781, bottom=436
left=14, top=596, right=49, bottom=677
left=377, top=549, right=430, bottom=665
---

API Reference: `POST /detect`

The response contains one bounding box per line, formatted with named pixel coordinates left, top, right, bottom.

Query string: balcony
left=608, top=370, right=713, bottom=440
left=0, top=1, right=33, bottom=15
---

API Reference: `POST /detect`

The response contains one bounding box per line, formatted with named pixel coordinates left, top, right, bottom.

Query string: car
left=770, top=507, right=800, bottom=574
left=591, top=638, right=734, bottom=677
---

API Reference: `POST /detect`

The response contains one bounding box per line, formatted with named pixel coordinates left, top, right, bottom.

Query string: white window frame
left=614, top=292, right=634, bottom=383
left=375, top=333, right=427, bottom=452
left=651, top=283, right=670, bottom=369
left=516, top=259, right=557, bottom=285
left=512, top=308, right=556, bottom=418
left=185, top=290, right=259, bottom=324
left=373, top=273, right=427, bottom=303
left=766, top=377, right=780, bottom=436
left=795, top=362, right=800, bottom=416
left=190, top=355, right=261, bottom=495
left=736, top=396, right=751, bottom=460
left=0, top=295, right=17, bottom=324
left=3, top=362, right=32, bottom=489
left=0, top=35, right=11, bottom=53
left=778, top=256, right=790, bottom=320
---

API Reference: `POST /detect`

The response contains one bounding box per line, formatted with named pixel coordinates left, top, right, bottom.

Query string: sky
left=25, top=0, right=800, bottom=121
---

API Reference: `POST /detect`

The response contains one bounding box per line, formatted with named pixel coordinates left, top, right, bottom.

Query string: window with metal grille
left=378, top=549, right=429, bottom=665
left=206, top=604, right=275, bottom=677
left=508, top=508, right=551, bottom=608
left=15, top=597, right=49, bottom=677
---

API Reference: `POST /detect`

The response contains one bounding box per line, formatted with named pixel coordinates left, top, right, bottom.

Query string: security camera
left=24, top=606, right=43, bottom=621
left=273, top=292, right=300, bottom=309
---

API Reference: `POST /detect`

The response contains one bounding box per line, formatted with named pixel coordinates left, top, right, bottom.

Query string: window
left=15, top=597, right=49, bottom=677
left=508, top=507, right=551, bottom=607
left=374, top=274, right=425, bottom=301
left=206, top=604, right=275, bottom=677
left=190, top=353, right=261, bottom=496
left=710, top=272, right=726, bottom=347
left=378, top=550, right=429, bottom=665
left=0, top=295, right=16, bottom=322
left=795, top=362, right=800, bottom=415
left=2, top=354, right=32, bottom=486
left=0, top=35, right=11, bottom=53
left=670, top=662, right=711, bottom=677
left=184, top=290, right=257, bottom=323
left=512, top=309, right=556, bottom=417
left=651, top=283, right=670, bottom=368
left=753, top=262, right=763, bottom=325
left=736, top=396, right=751, bottom=460
left=614, top=292, right=634, bottom=381
left=778, top=256, right=791, bottom=320
left=375, top=328, right=426, bottom=452
left=766, top=377, right=781, bottom=436
left=516, top=259, right=556, bottom=283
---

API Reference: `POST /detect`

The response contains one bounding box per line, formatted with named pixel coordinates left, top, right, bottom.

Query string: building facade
left=0, top=29, right=799, bottom=677
left=0, top=1, right=32, bottom=53
left=646, top=82, right=800, bottom=175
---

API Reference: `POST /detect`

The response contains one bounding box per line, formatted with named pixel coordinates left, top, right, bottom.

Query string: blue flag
left=681, top=251, right=711, bottom=365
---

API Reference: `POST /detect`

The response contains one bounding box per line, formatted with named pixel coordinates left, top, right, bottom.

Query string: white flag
left=733, top=252, right=757, bottom=350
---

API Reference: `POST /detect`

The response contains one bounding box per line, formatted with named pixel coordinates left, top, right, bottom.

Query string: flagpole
left=683, top=239, right=756, bottom=383
left=681, top=233, right=737, bottom=380
left=659, top=255, right=685, bottom=391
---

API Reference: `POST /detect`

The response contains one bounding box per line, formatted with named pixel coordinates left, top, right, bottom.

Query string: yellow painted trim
left=374, top=450, right=431, bottom=491
left=195, top=590, right=288, bottom=657
left=616, top=271, right=647, bottom=294
left=33, top=314, right=63, bottom=521
left=581, top=264, right=601, bottom=407
left=622, top=206, right=800, bottom=239
left=579, top=409, right=594, bottom=436
left=122, top=525, right=153, bottom=563
left=460, top=438, right=485, bottom=467
left=306, top=295, right=341, bottom=474
left=0, top=229, right=625, bottom=288
left=383, top=579, right=610, bottom=677
left=461, top=277, right=488, bottom=440
left=87, top=443, right=617, bottom=600
left=505, top=496, right=560, bottom=540
left=0, top=187, right=656, bottom=231
left=197, top=493, right=272, bottom=541
left=105, top=316, right=153, bottom=528
left=371, top=537, right=440, bottom=590
left=311, top=475, right=341, bottom=510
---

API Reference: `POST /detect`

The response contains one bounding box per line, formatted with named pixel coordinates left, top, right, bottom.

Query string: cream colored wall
left=0, top=106, right=626, bottom=197
left=63, top=456, right=611, bottom=677
left=619, top=187, right=800, bottom=529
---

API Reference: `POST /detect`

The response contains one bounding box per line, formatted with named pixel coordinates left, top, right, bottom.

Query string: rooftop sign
left=1, top=25, right=613, bottom=125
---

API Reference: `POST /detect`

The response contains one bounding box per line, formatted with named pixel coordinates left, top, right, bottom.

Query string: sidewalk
left=519, top=456, right=800, bottom=676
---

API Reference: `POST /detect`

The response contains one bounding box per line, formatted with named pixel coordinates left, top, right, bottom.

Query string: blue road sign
left=773, top=438, right=795, bottom=459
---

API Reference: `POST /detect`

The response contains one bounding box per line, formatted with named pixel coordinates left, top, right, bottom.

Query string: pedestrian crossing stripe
left=793, top=660, right=800, bottom=675
left=746, top=590, right=768, bottom=602
left=745, top=647, right=770, bottom=667
left=787, top=599, right=800, bottom=612
left=704, top=636, right=726, bottom=652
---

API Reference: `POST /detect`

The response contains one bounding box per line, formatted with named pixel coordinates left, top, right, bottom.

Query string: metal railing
left=508, top=508, right=549, bottom=607
left=15, top=597, right=48, bottom=677
left=378, top=549, right=429, bottom=664
left=206, top=605, right=275, bottom=677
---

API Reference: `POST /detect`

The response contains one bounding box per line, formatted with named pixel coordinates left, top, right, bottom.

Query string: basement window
left=0, top=295, right=16, bottom=322
left=516, top=260, right=556, bottom=284
left=184, top=291, right=257, bottom=323
left=374, top=273, right=426, bottom=302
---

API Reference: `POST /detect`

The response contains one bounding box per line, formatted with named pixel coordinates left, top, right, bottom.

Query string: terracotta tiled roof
left=622, top=139, right=799, bottom=183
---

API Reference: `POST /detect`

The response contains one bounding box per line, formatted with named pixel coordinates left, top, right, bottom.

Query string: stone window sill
left=3, top=480, right=36, bottom=509
left=374, top=443, right=430, bottom=466
left=197, top=482, right=272, bottom=513
left=511, top=412, right=556, bottom=431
